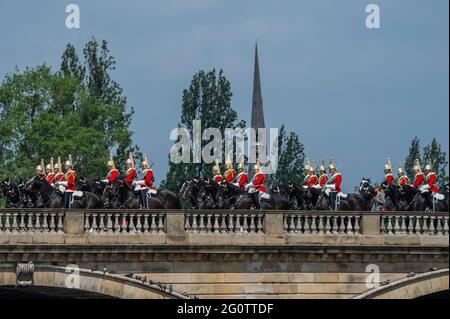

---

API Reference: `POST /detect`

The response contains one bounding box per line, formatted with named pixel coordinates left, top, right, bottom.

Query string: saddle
left=337, top=192, right=348, bottom=199
left=260, top=192, right=271, bottom=200
left=73, top=191, right=84, bottom=199
left=433, top=193, right=445, bottom=201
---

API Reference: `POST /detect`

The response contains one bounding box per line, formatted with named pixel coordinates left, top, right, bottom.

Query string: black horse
left=25, top=176, right=100, bottom=209
left=0, top=178, right=30, bottom=208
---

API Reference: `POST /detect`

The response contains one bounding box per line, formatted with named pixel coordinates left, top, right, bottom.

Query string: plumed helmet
left=54, top=163, right=60, bottom=169
left=384, top=157, right=392, bottom=172
left=329, top=158, right=335, bottom=170
left=319, top=159, right=326, bottom=173
left=304, top=158, right=310, bottom=171
left=225, top=154, right=233, bottom=169
left=237, top=156, right=245, bottom=171
left=35, top=165, right=43, bottom=173
left=107, top=161, right=114, bottom=167
left=141, top=154, right=150, bottom=169
left=45, top=164, right=52, bottom=170
left=309, top=161, right=316, bottom=174
left=424, top=159, right=432, bottom=171
left=413, top=159, right=421, bottom=172
left=126, top=158, right=133, bottom=165
left=212, top=159, right=221, bottom=174
left=397, top=161, right=404, bottom=175
left=65, top=160, right=72, bottom=167
left=254, top=160, right=261, bottom=171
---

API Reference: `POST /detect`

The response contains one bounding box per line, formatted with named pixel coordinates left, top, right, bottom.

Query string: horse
left=0, top=178, right=30, bottom=208
left=25, top=176, right=100, bottom=209
left=111, top=180, right=181, bottom=209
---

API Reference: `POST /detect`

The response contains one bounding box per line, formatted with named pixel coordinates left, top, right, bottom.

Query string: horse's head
left=25, top=176, right=42, bottom=193
left=359, top=178, right=372, bottom=194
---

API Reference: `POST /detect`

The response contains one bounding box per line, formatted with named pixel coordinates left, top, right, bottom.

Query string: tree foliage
left=0, top=38, right=140, bottom=180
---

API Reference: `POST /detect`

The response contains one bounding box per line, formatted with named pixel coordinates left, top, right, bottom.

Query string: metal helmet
left=212, top=160, right=221, bottom=175
left=424, top=159, right=432, bottom=171
left=319, top=159, right=326, bottom=174
left=304, top=158, right=310, bottom=172
left=35, top=165, right=43, bottom=174
left=54, top=163, right=60, bottom=169
left=45, top=164, right=52, bottom=170
left=141, top=154, right=150, bottom=169
left=329, top=158, right=336, bottom=171
left=397, top=162, right=404, bottom=176
left=225, top=154, right=233, bottom=170
left=126, top=158, right=133, bottom=165
left=413, top=159, right=421, bottom=172
left=237, top=156, right=245, bottom=172
left=309, top=161, right=316, bottom=175
left=65, top=160, right=72, bottom=167
left=384, top=157, right=392, bottom=172
left=254, top=160, right=262, bottom=172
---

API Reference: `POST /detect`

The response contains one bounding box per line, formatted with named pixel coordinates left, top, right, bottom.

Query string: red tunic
left=213, top=175, right=223, bottom=183
left=224, top=169, right=235, bottom=183
left=413, top=172, right=425, bottom=188
left=234, top=172, right=248, bottom=190
left=65, top=170, right=77, bottom=191
left=252, top=172, right=267, bottom=193
left=143, top=169, right=155, bottom=190
left=384, top=174, right=394, bottom=186
left=307, top=175, right=318, bottom=188
left=55, top=173, right=65, bottom=182
left=45, top=173, right=55, bottom=185
left=398, top=176, right=409, bottom=186
left=319, top=174, right=329, bottom=187
left=426, top=172, right=438, bottom=193
left=106, top=169, right=119, bottom=183
left=124, top=168, right=136, bottom=186
left=329, top=173, right=342, bottom=193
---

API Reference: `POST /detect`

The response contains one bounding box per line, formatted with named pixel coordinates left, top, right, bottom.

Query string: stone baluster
left=443, top=217, right=449, bottom=236
left=199, top=214, right=205, bottom=232
left=227, top=214, right=235, bottom=233
left=11, top=213, right=18, bottom=233
left=248, top=214, right=255, bottom=234
left=91, top=213, right=99, bottom=233
left=129, top=213, right=136, bottom=232
left=113, top=214, right=120, bottom=233
left=338, top=216, right=345, bottom=234
left=243, top=214, right=249, bottom=233
left=310, top=216, right=317, bottom=234
left=157, top=214, right=164, bottom=233
left=317, top=216, right=324, bottom=234
left=143, top=213, right=150, bottom=233
left=346, top=216, right=354, bottom=235
left=354, top=216, right=361, bottom=234
left=257, top=215, right=263, bottom=233
left=135, top=213, right=143, bottom=232
left=56, top=212, right=64, bottom=233
left=436, top=216, right=443, bottom=235
left=99, top=214, right=106, bottom=232
left=393, top=215, right=401, bottom=235
left=387, top=216, right=393, bottom=235
left=42, top=213, right=49, bottom=232
left=150, top=214, right=157, bottom=233
left=191, top=213, right=198, bottom=233
left=295, top=215, right=302, bottom=233
left=407, top=216, right=414, bottom=235
left=380, top=215, right=387, bottom=234
left=428, top=216, right=436, bottom=235
left=4, top=213, right=11, bottom=233
left=26, top=213, right=34, bottom=232
left=400, top=216, right=407, bottom=235
left=213, top=214, right=220, bottom=233
left=325, top=216, right=331, bottom=234
left=120, top=214, right=128, bottom=233
left=414, top=215, right=422, bottom=235
left=106, top=214, right=113, bottom=233
left=19, top=213, right=26, bottom=232
left=184, top=213, right=191, bottom=232
left=49, top=213, right=56, bottom=233
left=84, top=213, right=90, bottom=233
left=205, top=214, right=212, bottom=233
left=34, top=213, right=42, bottom=233
left=236, top=214, right=243, bottom=233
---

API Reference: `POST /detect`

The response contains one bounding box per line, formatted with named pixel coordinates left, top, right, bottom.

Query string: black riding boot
left=424, top=192, right=434, bottom=212
left=251, top=192, right=261, bottom=210
left=63, top=192, right=71, bottom=209
left=330, top=192, right=337, bottom=211
left=140, top=189, right=148, bottom=209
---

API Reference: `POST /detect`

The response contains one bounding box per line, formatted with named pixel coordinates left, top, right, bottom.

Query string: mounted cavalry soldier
left=55, top=155, right=77, bottom=208
left=305, top=161, right=318, bottom=188
left=245, top=161, right=267, bottom=210
left=45, top=158, right=56, bottom=185
left=397, top=162, right=409, bottom=186
left=212, top=160, right=223, bottom=183
left=325, top=158, right=343, bottom=211
left=133, top=154, right=155, bottom=209
left=412, top=159, right=425, bottom=189
left=382, top=158, right=395, bottom=187
left=302, top=159, right=311, bottom=186
left=124, top=153, right=137, bottom=187
left=232, top=157, right=248, bottom=191
left=316, top=159, right=329, bottom=189
left=420, top=160, right=442, bottom=212
left=35, top=159, right=45, bottom=179
left=54, top=157, right=65, bottom=183
left=223, top=155, right=235, bottom=184
left=101, top=154, right=119, bottom=185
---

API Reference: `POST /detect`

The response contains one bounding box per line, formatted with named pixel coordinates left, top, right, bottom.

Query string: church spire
left=251, top=42, right=265, bottom=130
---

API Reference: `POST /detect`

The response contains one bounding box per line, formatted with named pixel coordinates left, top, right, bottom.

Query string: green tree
left=423, top=138, right=448, bottom=189
left=405, top=136, right=421, bottom=179
left=0, top=39, right=140, bottom=181
left=269, top=125, right=305, bottom=187
left=162, top=69, right=245, bottom=193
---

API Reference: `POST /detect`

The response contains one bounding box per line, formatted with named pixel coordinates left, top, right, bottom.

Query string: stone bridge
left=0, top=209, right=448, bottom=299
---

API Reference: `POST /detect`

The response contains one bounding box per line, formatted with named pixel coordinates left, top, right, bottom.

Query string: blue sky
left=0, top=0, right=448, bottom=191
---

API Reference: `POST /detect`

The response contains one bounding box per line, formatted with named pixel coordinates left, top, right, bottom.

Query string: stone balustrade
left=283, top=212, right=361, bottom=235
left=84, top=210, right=165, bottom=234
left=185, top=211, right=264, bottom=234
left=0, top=210, right=64, bottom=233
left=0, top=209, right=449, bottom=238
left=380, top=214, right=449, bottom=236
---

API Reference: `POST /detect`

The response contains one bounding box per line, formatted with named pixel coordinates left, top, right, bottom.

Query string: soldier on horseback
left=381, top=158, right=394, bottom=187
left=232, top=157, right=248, bottom=191
left=55, top=155, right=77, bottom=209
left=124, top=153, right=137, bottom=187
left=302, top=159, right=311, bottom=187
left=412, top=159, right=425, bottom=189
left=54, top=157, right=65, bottom=183
left=397, top=162, right=409, bottom=186
left=101, top=154, right=119, bottom=185
left=420, top=160, right=439, bottom=212
left=316, top=159, right=329, bottom=189
left=305, top=161, right=318, bottom=188
left=325, top=158, right=342, bottom=211
left=212, top=160, right=223, bottom=183
left=44, top=158, right=55, bottom=186
left=35, top=159, right=45, bottom=179
left=223, top=155, right=235, bottom=184
left=245, top=161, right=267, bottom=210
left=133, top=154, right=155, bottom=209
